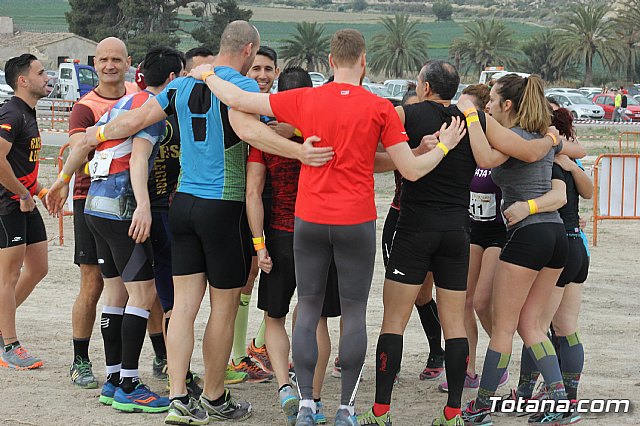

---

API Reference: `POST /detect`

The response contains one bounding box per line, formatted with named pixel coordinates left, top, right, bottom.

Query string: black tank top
left=554, top=163, right=581, bottom=232
left=399, top=101, right=484, bottom=231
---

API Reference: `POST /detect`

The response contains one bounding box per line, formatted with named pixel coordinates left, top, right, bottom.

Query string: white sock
left=299, top=399, right=315, bottom=412
left=339, top=405, right=355, bottom=416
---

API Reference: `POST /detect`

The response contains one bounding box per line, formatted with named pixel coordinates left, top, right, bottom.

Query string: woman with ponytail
left=457, top=74, right=586, bottom=426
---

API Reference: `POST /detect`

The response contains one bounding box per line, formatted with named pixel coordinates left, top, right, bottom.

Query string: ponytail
left=496, top=74, right=551, bottom=135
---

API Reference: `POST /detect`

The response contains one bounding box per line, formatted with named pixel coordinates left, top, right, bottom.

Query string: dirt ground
left=1, top=150, right=639, bottom=425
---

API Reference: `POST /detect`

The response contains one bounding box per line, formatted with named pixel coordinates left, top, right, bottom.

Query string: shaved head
left=96, top=37, right=128, bottom=58
left=219, top=21, right=260, bottom=55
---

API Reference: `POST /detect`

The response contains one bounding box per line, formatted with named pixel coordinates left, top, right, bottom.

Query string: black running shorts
left=169, top=193, right=251, bottom=290
left=500, top=222, right=568, bottom=271
left=257, top=229, right=341, bottom=318
left=151, top=210, right=174, bottom=311
left=381, top=207, right=399, bottom=267
left=85, top=214, right=155, bottom=282
left=73, top=199, right=98, bottom=265
left=0, top=207, right=47, bottom=248
left=556, top=235, right=589, bottom=287
left=385, top=227, right=470, bottom=291
left=470, top=221, right=507, bottom=250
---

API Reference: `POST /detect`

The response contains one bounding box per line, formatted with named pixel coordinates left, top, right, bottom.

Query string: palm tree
left=615, top=0, right=640, bottom=82
left=520, top=29, right=578, bottom=82
left=553, top=2, right=623, bottom=86
left=448, top=19, right=519, bottom=76
left=368, top=14, right=430, bottom=78
left=280, top=22, right=330, bottom=73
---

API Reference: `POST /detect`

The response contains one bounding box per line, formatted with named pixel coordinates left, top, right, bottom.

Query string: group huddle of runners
left=0, top=20, right=591, bottom=426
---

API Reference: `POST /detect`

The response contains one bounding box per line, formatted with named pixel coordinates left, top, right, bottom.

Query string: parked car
left=0, top=71, right=14, bottom=106
left=362, top=83, right=400, bottom=105
left=383, top=79, right=415, bottom=98
left=544, top=88, right=584, bottom=96
left=309, top=72, right=326, bottom=87
left=592, top=93, right=640, bottom=121
left=546, top=92, right=604, bottom=120
left=634, top=95, right=640, bottom=104
left=46, top=70, right=59, bottom=89
left=578, top=87, right=602, bottom=98
left=451, top=84, right=469, bottom=105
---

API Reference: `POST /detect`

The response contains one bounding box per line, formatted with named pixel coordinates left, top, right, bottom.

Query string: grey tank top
left=491, top=127, right=563, bottom=230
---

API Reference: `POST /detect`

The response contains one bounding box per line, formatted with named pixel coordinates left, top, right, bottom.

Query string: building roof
left=0, top=32, right=97, bottom=49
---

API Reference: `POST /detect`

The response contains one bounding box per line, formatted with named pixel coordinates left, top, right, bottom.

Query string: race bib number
left=89, top=150, right=114, bottom=181
left=469, top=191, right=497, bottom=221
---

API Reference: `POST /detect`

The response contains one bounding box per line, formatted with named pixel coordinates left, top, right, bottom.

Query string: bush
left=432, top=0, right=453, bottom=21
left=352, top=0, right=367, bottom=11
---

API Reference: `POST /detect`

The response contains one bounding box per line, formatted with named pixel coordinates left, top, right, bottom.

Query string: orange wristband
left=545, top=132, right=558, bottom=146
left=254, top=242, right=266, bottom=251
left=37, top=187, right=48, bottom=200
left=463, top=107, right=478, bottom=117
left=58, top=171, right=72, bottom=183
left=96, top=125, right=107, bottom=142
left=201, top=71, right=215, bottom=81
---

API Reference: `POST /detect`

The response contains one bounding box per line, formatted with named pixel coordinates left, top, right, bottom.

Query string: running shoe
left=112, top=383, right=170, bottom=413
left=493, top=389, right=530, bottom=417
left=186, top=371, right=203, bottom=399
left=357, top=408, right=392, bottom=426
left=431, top=409, right=464, bottom=425
left=153, top=356, right=168, bottom=380
left=200, top=389, right=252, bottom=421
left=296, top=406, right=317, bottom=426
left=99, top=381, right=117, bottom=405
left=420, top=353, right=445, bottom=380
left=289, top=364, right=297, bottom=385
left=279, top=385, right=299, bottom=426
left=165, top=398, right=209, bottom=425
left=439, top=372, right=480, bottom=393
left=247, top=338, right=273, bottom=372
left=315, top=401, right=327, bottom=424
left=332, top=356, right=341, bottom=378
left=461, top=400, right=493, bottom=426
left=498, top=369, right=510, bottom=387
left=0, top=344, right=43, bottom=370
left=531, top=382, right=550, bottom=401
left=230, top=356, right=273, bottom=383
left=335, top=408, right=358, bottom=426
left=528, top=407, right=580, bottom=425
left=225, top=365, right=249, bottom=385
left=70, top=356, right=99, bottom=389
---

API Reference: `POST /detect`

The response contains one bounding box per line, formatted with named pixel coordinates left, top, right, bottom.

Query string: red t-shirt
left=269, top=83, right=407, bottom=225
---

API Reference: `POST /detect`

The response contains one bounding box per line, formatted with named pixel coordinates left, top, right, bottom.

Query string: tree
left=280, top=22, right=330, bottom=72
left=190, top=0, right=253, bottom=51
left=66, top=0, right=121, bottom=41
left=553, top=2, right=623, bottom=86
left=615, top=0, right=640, bottom=82
left=368, top=14, right=429, bottom=78
left=432, top=0, right=453, bottom=21
left=352, top=0, right=368, bottom=12
left=448, top=19, right=518, bottom=75
left=520, top=29, right=578, bottom=82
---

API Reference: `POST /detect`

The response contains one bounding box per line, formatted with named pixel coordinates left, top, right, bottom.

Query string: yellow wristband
left=463, top=107, right=478, bottom=117
left=528, top=199, right=538, bottom=215
left=254, top=242, right=266, bottom=251
left=466, top=115, right=480, bottom=125
left=37, top=187, right=48, bottom=200
left=436, top=142, right=449, bottom=156
left=58, top=171, right=72, bottom=183
left=96, top=125, right=107, bottom=142
left=294, top=128, right=302, bottom=138
left=252, top=236, right=265, bottom=244
left=545, top=132, right=558, bottom=146
left=201, top=70, right=215, bottom=82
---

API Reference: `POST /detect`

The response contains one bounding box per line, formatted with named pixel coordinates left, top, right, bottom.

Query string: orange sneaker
left=230, top=357, right=273, bottom=383
left=247, top=339, right=272, bottom=372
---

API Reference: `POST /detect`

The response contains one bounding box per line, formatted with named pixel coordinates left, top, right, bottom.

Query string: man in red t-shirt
left=190, top=29, right=466, bottom=425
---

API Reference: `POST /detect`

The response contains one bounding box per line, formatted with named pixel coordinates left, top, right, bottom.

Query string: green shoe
left=224, top=365, right=248, bottom=385
left=153, top=356, right=168, bottom=380
left=70, top=356, right=99, bottom=389
left=432, top=410, right=464, bottom=425
left=357, top=408, right=392, bottom=426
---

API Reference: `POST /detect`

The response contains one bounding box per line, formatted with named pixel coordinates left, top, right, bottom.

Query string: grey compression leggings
left=292, top=218, right=376, bottom=405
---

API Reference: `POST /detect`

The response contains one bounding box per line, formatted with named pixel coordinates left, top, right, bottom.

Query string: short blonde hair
left=330, top=29, right=365, bottom=67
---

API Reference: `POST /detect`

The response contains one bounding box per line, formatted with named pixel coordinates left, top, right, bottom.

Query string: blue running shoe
left=334, top=408, right=358, bottom=426
left=279, top=385, right=299, bottom=426
left=99, top=382, right=117, bottom=405
left=314, top=401, right=327, bottom=424
left=111, top=383, right=170, bottom=413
